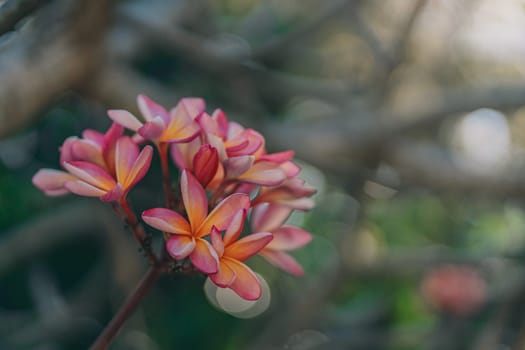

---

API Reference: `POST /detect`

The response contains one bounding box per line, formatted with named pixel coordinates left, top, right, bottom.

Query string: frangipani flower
left=108, top=95, right=203, bottom=145
left=63, top=136, right=153, bottom=201
left=142, top=170, right=250, bottom=273
left=172, top=109, right=288, bottom=187
left=252, top=203, right=312, bottom=276
left=197, top=109, right=264, bottom=158
left=32, top=123, right=128, bottom=198
left=59, top=122, right=124, bottom=173
left=209, top=210, right=273, bottom=300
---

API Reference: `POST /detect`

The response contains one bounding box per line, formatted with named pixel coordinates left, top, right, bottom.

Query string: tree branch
left=0, top=0, right=51, bottom=36
left=0, top=0, right=112, bottom=139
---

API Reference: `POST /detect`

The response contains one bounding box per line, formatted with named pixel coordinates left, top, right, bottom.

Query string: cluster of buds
left=33, top=95, right=315, bottom=300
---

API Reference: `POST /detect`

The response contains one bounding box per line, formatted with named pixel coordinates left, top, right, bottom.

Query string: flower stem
left=158, top=143, right=174, bottom=208
left=119, top=198, right=158, bottom=265
left=89, top=266, right=162, bottom=350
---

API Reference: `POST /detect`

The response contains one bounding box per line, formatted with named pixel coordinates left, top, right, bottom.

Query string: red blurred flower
left=421, top=265, right=486, bottom=316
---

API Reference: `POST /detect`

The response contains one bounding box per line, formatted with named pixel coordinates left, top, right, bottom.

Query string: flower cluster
left=33, top=95, right=315, bottom=300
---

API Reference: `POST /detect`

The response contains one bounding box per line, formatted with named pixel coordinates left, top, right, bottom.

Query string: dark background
left=1, top=0, right=525, bottom=349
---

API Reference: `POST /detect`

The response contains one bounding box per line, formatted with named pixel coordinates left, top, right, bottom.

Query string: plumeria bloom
left=142, top=170, right=250, bottom=273
left=61, top=122, right=124, bottom=171
left=62, top=136, right=153, bottom=201
left=32, top=122, right=127, bottom=197
left=209, top=210, right=273, bottom=300
left=251, top=203, right=312, bottom=276
left=197, top=109, right=264, bottom=159
left=108, top=95, right=203, bottom=145
left=172, top=109, right=288, bottom=188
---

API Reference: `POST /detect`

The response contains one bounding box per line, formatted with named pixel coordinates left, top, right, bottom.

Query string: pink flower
left=209, top=210, right=273, bottom=300
left=108, top=95, right=203, bottom=145
left=59, top=122, right=123, bottom=173
left=172, top=109, right=287, bottom=187
left=33, top=123, right=130, bottom=196
left=252, top=203, right=312, bottom=276
left=142, top=170, right=251, bottom=273
left=198, top=109, right=264, bottom=158
left=63, top=136, right=152, bottom=201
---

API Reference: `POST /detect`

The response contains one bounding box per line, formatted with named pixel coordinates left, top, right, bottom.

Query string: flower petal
left=123, top=145, right=153, bottom=190
left=196, top=113, right=220, bottom=135
left=197, top=193, right=250, bottom=237
left=224, top=232, right=273, bottom=262
left=251, top=203, right=292, bottom=232
left=166, top=235, right=196, bottom=259
left=107, top=110, right=143, bottom=131
left=64, top=180, right=107, bottom=197
left=254, top=179, right=316, bottom=209
left=210, top=260, right=237, bottom=287
left=32, top=169, right=76, bottom=196
left=207, top=162, right=225, bottom=190
left=280, top=197, right=316, bottom=211
left=103, top=123, right=124, bottom=146
left=224, top=137, right=249, bottom=154
left=260, top=250, right=304, bottom=276
left=227, top=129, right=264, bottom=157
left=181, top=170, right=208, bottom=233
left=260, top=150, right=294, bottom=163
left=266, top=226, right=312, bottom=251
left=223, top=209, right=246, bottom=246
left=137, top=94, right=169, bottom=123
left=224, top=156, right=254, bottom=179
left=223, top=258, right=262, bottom=300
left=190, top=238, right=219, bottom=274
left=163, top=101, right=202, bottom=142
left=212, top=109, right=229, bottom=137
left=138, top=116, right=165, bottom=140
left=227, top=121, right=244, bottom=139
left=142, top=208, right=191, bottom=235
left=280, top=160, right=301, bottom=178
left=179, top=97, right=206, bottom=119
left=82, top=130, right=105, bottom=147
left=63, top=161, right=116, bottom=191
left=161, top=120, right=201, bottom=143
left=115, top=136, right=139, bottom=186
left=210, top=226, right=224, bottom=257
left=59, top=136, right=79, bottom=164
left=71, top=139, right=103, bottom=165
left=237, top=161, right=286, bottom=186
left=206, top=133, right=227, bottom=161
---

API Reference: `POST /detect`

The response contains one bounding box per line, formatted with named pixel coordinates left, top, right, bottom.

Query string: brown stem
left=89, top=266, right=163, bottom=350
left=158, top=142, right=174, bottom=208
left=118, top=197, right=158, bottom=265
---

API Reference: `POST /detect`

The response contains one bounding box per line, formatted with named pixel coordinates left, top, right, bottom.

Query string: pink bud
left=193, top=145, right=219, bottom=187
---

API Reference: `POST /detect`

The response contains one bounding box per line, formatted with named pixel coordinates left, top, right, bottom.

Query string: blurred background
left=1, top=0, right=525, bottom=349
